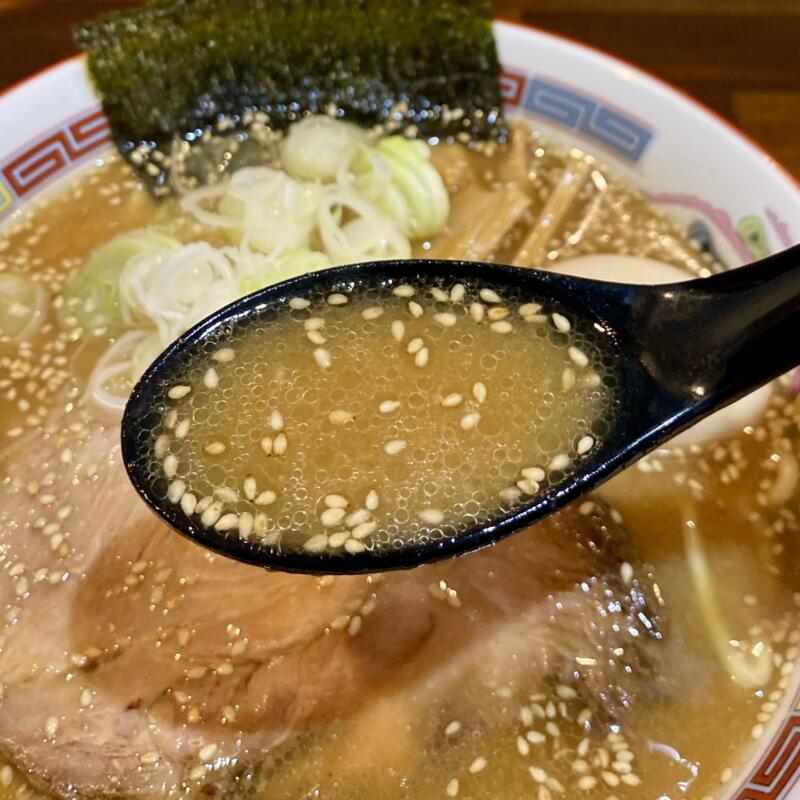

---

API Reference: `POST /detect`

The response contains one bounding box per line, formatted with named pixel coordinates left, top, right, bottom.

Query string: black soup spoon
left=121, top=244, right=800, bottom=574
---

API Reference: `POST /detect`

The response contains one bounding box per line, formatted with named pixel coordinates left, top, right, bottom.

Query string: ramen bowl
left=1, top=18, right=799, bottom=800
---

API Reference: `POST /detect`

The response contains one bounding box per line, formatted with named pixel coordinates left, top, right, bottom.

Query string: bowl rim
left=2, top=18, right=797, bottom=195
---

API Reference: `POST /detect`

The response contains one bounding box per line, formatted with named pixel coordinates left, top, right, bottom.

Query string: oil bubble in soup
left=0, top=119, right=797, bottom=800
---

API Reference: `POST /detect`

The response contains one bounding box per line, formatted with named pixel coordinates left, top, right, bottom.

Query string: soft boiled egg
left=551, top=254, right=773, bottom=448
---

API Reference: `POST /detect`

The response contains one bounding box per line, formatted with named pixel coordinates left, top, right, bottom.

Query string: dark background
left=1, top=0, right=798, bottom=180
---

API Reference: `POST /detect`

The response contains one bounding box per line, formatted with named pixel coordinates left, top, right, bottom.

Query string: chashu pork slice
left=0, top=406, right=661, bottom=797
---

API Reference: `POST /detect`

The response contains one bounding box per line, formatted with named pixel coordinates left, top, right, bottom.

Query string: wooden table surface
left=1, top=0, right=799, bottom=182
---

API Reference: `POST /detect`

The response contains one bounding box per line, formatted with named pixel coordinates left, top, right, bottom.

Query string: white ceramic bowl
left=1, top=20, right=799, bottom=799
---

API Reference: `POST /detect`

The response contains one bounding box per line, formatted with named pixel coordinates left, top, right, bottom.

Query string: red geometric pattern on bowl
left=500, top=69, right=526, bottom=106
left=736, top=704, right=800, bottom=799
left=1, top=107, right=110, bottom=198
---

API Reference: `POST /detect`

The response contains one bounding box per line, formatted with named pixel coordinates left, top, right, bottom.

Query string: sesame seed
left=362, top=306, right=384, bottom=320
left=434, top=312, right=457, bottom=327
left=385, top=439, right=407, bottom=455
left=175, top=418, right=190, bottom=439
left=601, top=771, right=619, bottom=787
left=307, top=330, right=326, bottom=345
left=168, top=385, right=191, bottom=400
left=490, top=320, right=513, bottom=333
left=577, top=776, right=597, bottom=790
left=320, top=507, right=346, bottom=527
left=498, top=486, right=520, bottom=503
left=472, top=382, right=487, bottom=404
left=522, top=467, right=546, bottom=482
left=347, top=615, right=362, bottom=636
left=419, top=509, right=444, bottom=524
left=568, top=346, right=589, bottom=368
left=520, top=706, right=534, bottom=726
left=329, top=409, right=355, bottom=425
left=460, top=412, right=480, bottom=430
left=441, top=393, right=463, bottom=408
left=548, top=453, right=570, bottom=472
left=446, top=778, right=459, bottom=797
left=200, top=502, right=223, bottom=528
left=327, top=293, right=348, bottom=306
left=450, top=284, right=466, bottom=303
left=345, top=508, right=371, bottom=527
left=313, top=348, right=332, bottom=369
left=526, top=730, right=546, bottom=745
left=430, top=288, right=449, bottom=302
left=239, top=513, right=254, bottom=538
left=154, top=434, right=170, bottom=459
left=243, top=476, right=257, bottom=500
left=562, top=368, right=576, bottom=391
left=620, top=773, right=642, bottom=786
left=520, top=302, right=542, bottom=316
left=391, top=320, right=406, bottom=342
left=203, top=367, right=219, bottom=389
left=165, top=410, right=178, bottom=429
left=487, top=306, right=510, bottom=321
left=408, top=301, right=424, bottom=318
left=212, top=348, right=235, bottom=363
left=199, top=743, right=218, bottom=762
left=469, top=756, right=487, bottom=774
left=328, top=531, right=349, bottom=548
left=480, top=288, right=501, bottom=304
left=215, top=487, right=239, bottom=503
left=546, top=776, right=564, bottom=794
left=304, top=534, right=329, bottom=553
left=305, top=317, right=325, bottom=331
left=393, top=284, right=416, bottom=298
left=469, top=302, right=485, bottom=323
left=163, top=454, right=178, bottom=479
left=352, top=521, right=377, bottom=539
left=545, top=721, right=560, bottom=737
left=167, top=480, right=186, bottom=503
left=204, top=441, right=226, bottom=455
left=180, top=493, right=197, bottom=515
left=529, top=766, right=547, bottom=783
left=552, top=313, right=571, bottom=332
left=345, top=538, right=366, bottom=554
left=365, top=489, right=380, bottom=511
left=517, top=735, right=530, bottom=756
left=415, top=347, right=430, bottom=367
left=0, top=766, right=13, bottom=787
left=577, top=435, right=594, bottom=455
left=444, top=720, right=461, bottom=736
left=517, top=474, right=541, bottom=494
left=260, top=436, right=273, bottom=455
left=269, top=410, right=284, bottom=431
left=324, top=494, right=349, bottom=509
left=215, top=513, right=240, bottom=532
left=273, top=432, right=288, bottom=455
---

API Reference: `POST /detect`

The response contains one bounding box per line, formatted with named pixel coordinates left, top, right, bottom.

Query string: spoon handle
left=633, top=243, right=800, bottom=409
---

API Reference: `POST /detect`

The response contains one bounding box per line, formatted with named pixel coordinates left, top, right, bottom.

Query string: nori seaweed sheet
left=74, top=0, right=507, bottom=194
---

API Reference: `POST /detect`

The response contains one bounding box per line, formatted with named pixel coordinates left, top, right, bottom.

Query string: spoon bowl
left=121, top=246, right=800, bottom=573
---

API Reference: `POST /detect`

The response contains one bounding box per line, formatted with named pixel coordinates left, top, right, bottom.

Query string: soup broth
left=146, top=280, right=615, bottom=554
left=0, top=121, right=797, bottom=800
